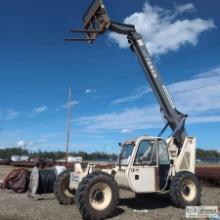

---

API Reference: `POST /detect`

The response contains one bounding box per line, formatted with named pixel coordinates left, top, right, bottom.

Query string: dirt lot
left=0, top=166, right=219, bottom=220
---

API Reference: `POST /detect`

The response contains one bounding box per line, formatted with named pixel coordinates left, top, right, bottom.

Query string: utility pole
left=65, top=87, right=72, bottom=162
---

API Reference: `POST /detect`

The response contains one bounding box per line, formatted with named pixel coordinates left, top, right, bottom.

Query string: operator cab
left=116, top=136, right=170, bottom=192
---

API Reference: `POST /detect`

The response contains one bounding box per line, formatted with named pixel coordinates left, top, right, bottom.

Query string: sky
left=0, top=0, right=220, bottom=153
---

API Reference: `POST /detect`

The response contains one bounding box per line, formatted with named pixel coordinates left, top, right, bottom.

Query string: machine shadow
left=108, top=207, right=125, bottom=219
left=109, top=193, right=171, bottom=219
left=119, top=193, right=171, bottom=210
left=36, top=197, right=56, bottom=201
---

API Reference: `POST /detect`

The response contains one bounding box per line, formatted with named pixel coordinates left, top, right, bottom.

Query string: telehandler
left=54, top=1, right=201, bottom=219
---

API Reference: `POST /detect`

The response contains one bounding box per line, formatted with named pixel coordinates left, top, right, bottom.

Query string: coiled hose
left=37, top=169, right=56, bottom=194
left=29, top=167, right=57, bottom=196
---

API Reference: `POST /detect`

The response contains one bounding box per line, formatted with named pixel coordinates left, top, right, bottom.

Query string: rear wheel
left=54, top=170, right=74, bottom=205
left=76, top=171, right=119, bottom=220
left=170, top=171, right=201, bottom=208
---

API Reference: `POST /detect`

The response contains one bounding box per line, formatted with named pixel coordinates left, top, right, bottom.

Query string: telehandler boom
left=54, top=1, right=201, bottom=219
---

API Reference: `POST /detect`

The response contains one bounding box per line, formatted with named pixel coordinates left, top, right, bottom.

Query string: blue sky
left=0, top=0, right=220, bottom=153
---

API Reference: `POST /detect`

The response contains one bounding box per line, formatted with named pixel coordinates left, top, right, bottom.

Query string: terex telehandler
left=54, top=1, right=201, bottom=219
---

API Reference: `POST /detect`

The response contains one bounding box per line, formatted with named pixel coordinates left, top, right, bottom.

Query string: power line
left=72, top=81, right=220, bottom=110
left=70, top=41, right=220, bottom=93
left=174, top=82, right=220, bottom=95
left=1, top=41, right=220, bottom=133
left=72, top=72, right=136, bottom=93
left=13, top=109, right=66, bottom=131
left=44, top=92, right=66, bottom=106
left=1, top=91, right=66, bottom=127
left=2, top=40, right=218, bottom=127
left=162, top=41, right=220, bottom=65
left=3, top=73, right=220, bottom=132
left=70, top=64, right=220, bottom=107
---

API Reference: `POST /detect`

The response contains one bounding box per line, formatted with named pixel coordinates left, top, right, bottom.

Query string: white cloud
left=63, top=100, right=80, bottom=108
left=70, top=101, right=80, bottom=106
left=113, top=67, right=220, bottom=107
left=16, top=140, right=27, bottom=147
left=0, top=109, right=19, bottom=121
left=85, top=89, right=97, bottom=94
left=34, top=106, right=47, bottom=113
left=55, top=100, right=79, bottom=112
left=0, top=129, right=22, bottom=136
left=121, top=129, right=132, bottom=134
left=29, top=105, right=48, bottom=116
left=113, top=87, right=151, bottom=104
left=170, top=67, right=220, bottom=114
left=176, top=3, right=195, bottom=14
left=109, top=2, right=215, bottom=56
left=77, top=106, right=161, bottom=134
left=36, top=138, right=48, bottom=144
left=190, top=115, right=220, bottom=123
left=194, top=67, right=220, bottom=79
left=43, top=132, right=64, bottom=138
left=76, top=67, right=220, bottom=134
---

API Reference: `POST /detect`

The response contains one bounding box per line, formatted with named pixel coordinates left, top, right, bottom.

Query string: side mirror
left=118, top=142, right=122, bottom=147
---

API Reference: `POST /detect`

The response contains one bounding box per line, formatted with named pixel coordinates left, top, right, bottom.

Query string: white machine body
left=69, top=136, right=196, bottom=194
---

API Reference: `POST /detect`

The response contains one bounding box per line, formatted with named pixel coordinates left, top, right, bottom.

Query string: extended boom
left=67, top=0, right=187, bottom=151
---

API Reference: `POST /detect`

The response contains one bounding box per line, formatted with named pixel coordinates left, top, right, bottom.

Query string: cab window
left=158, top=140, right=170, bottom=165
left=134, top=140, right=156, bottom=165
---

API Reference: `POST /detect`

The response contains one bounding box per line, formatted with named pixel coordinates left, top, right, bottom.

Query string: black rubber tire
left=76, top=171, right=119, bottom=220
left=54, top=170, right=74, bottom=205
left=169, top=171, right=201, bottom=208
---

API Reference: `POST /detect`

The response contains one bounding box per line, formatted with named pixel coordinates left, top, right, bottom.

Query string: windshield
left=119, top=144, right=134, bottom=166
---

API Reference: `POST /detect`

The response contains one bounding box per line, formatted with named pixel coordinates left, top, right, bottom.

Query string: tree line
left=0, top=147, right=219, bottom=161
left=196, top=148, right=220, bottom=160
left=0, top=148, right=117, bottom=161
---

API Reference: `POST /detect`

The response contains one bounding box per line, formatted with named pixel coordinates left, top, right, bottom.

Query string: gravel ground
left=0, top=166, right=14, bottom=180
left=0, top=166, right=219, bottom=220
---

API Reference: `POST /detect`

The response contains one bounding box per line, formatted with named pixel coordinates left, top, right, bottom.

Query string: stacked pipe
left=196, top=166, right=220, bottom=186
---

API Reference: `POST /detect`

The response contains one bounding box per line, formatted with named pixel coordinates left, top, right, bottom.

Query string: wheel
left=54, top=170, right=74, bottom=205
left=169, top=171, right=201, bottom=208
left=76, top=171, right=119, bottom=220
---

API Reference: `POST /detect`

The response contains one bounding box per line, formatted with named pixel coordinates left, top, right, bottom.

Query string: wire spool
left=29, top=167, right=57, bottom=197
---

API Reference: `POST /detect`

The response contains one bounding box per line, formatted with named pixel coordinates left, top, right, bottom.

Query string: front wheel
left=54, top=170, right=74, bottom=205
left=169, top=171, right=201, bottom=208
left=76, top=171, right=119, bottom=220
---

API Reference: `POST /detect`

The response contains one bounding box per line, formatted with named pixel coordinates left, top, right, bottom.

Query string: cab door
left=128, top=139, right=158, bottom=193
left=158, top=140, right=170, bottom=189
